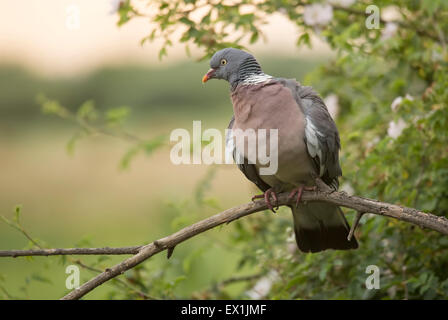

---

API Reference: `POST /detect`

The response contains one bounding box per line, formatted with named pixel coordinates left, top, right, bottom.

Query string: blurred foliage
left=0, top=58, right=319, bottom=124
left=0, top=55, right=321, bottom=300
left=301, top=0, right=448, bottom=299
left=36, top=94, right=167, bottom=170
left=2, top=0, right=448, bottom=300
left=112, top=0, right=448, bottom=299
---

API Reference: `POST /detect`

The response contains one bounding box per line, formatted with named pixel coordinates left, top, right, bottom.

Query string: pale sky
left=0, top=0, right=331, bottom=77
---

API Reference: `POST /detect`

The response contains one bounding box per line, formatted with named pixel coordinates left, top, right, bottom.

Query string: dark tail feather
left=290, top=202, right=358, bottom=253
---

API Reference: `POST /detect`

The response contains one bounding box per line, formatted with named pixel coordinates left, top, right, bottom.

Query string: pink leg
left=251, top=188, right=278, bottom=213
left=287, top=185, right=317, bottom=208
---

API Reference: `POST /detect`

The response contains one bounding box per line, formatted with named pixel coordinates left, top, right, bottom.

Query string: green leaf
left=77, top=100, right=97, bottom=121
left=159, top=47, right=167, bottom=60
left=250, top=30, right=259, bottom=44
left=14, top=205, right=22, bottom=223
left=143, top=135, right=166, bottom=155
left=297, top=33, right=311, bottom=48
left=106, top=106, right=130, bottom=125
left=66, top=132, right=82, bottom=156
left=120, top=145, right=141, bottom=170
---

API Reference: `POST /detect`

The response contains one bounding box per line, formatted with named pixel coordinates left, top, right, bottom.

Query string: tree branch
left=60, top=190, right=447, bottom=300
left=0, top=246, right=142, bottom=258
left=1, top=189, right=447, bottom=299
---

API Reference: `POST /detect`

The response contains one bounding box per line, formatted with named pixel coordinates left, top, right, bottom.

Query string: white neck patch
left=241, top=73, right=273, bottom=85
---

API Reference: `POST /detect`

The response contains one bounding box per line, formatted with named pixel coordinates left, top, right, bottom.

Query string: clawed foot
left=252, top=188, right=279, bottom=213
left=287, top=185, right=317, bottom=208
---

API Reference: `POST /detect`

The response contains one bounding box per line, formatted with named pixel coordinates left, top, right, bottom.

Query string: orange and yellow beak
left=202, top=68, right=216, bottom=83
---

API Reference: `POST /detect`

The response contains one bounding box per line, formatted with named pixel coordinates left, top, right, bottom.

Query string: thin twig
left=0, top=246, right=142, bottom=258
left=218, top=273, right=263, bottom=288
left=347, top=211, right=364, bottom=241
left=0, top=215, right=43, bottom=249
left=73, top=259, right=157, bottom=300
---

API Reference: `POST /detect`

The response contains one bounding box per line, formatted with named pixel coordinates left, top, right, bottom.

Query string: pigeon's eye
left=220, top=59, right=227, bottom=65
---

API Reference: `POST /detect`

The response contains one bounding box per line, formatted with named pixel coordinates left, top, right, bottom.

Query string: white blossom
left=340, top=182, right=355, bottom=195
left=246, top=271, right=279, bottom=299
left=387, top=118, right=407, bottom=139
left=109, top=0, right=123, bottom=15
left=390, top=96, right=403, bottom=112
left=390, top=94, right=413, bottom=112
left=381, top=22, right=398, bottom=40
left=324, top=94, right=339, bottom=119
left=303, top=4, right=333, bottom=27
left=327, top=0, right=356, bottom=8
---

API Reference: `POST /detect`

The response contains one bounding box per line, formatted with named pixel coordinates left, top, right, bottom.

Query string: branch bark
left=1, top=189, right=447, bottom=299
left=61, top=190, right=447, bottom=300
left=0, top=246, right=142, bottom=258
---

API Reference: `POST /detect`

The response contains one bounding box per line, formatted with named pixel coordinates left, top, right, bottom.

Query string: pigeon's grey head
left=202, top=48, right=263, bottom=87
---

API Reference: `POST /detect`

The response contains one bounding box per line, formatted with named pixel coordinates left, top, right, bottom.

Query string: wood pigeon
left=202, top=48, right=358, bottom=253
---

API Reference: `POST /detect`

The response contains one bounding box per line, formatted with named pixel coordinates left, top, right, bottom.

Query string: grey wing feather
left=226, top=116, right=271, bottom=192
left=279, top=78, right=342, bottom=189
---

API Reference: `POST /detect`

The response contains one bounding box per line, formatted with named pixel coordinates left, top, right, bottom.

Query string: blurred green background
left=3, top=0, right=447, bottom=300
left=0, top=57, right=324, bottom=299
